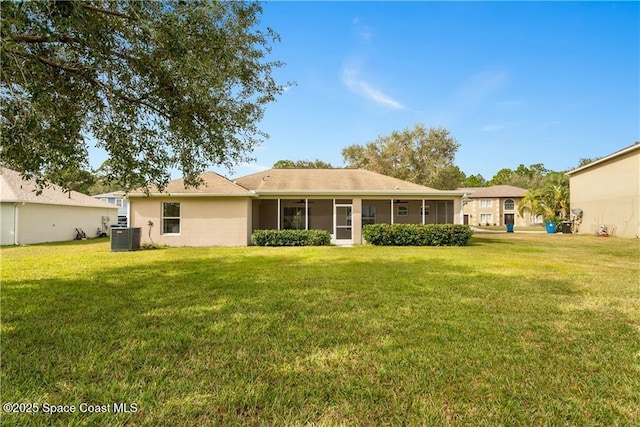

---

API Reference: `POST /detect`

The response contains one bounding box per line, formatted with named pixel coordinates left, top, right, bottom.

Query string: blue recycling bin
left=545, top=221, right=557, bottom=234
left=506, top=224, right=514, bottom=233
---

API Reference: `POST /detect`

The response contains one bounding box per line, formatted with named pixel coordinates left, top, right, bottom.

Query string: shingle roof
left=128, top=171, right=251, bottom=196
left=458, top=185, right=527, bottom=198
left=233, top=168, right=450, bottom=195
left=0, top=168, right=118, bottom=209
left=128, top=168, right=465, bottom=197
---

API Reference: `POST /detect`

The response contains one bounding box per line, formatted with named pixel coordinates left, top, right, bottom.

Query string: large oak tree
left=341, top=124, right=462, bottom=189
left=1, top=0, right=287, bottom=191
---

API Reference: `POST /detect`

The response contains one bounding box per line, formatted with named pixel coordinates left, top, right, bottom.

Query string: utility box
left=111, top=227, right=141, bottom=252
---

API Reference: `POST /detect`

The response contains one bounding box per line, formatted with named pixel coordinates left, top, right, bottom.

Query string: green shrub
left=252, top=229, right=331, bottom=246
left=363, top=224, right=473, bottom=246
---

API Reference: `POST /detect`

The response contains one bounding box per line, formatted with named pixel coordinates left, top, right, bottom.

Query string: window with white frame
left=397, top=205, right=408, bottom=216
left=420, top=205, right=431, bottom=216
left=480, top=199, right=493, bottom=208
left=480, top=213, right=493, bottom=225
left=504, top=199, right=515, bottom=211
left=530, top=214, right=544, bottom=224
left=115, top=199, right=123, bottom=207
left=162, top=202, right=181, bottom=234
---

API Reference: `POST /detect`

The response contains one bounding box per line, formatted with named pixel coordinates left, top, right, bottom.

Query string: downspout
left=277, top=199, right=281, bottom=230
left=13, top=203, right=19, bottom=245
left=391, top=199, right=394, bottom=224
left=305, top=199, right=309, bottom=230
left=126, top=196, right=131, bottom=227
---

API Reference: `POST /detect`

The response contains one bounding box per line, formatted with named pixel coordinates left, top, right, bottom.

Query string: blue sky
left=93, top=1, right=640, bottom=181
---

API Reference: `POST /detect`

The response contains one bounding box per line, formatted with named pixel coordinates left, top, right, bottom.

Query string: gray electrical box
left=111, top=227, right=141, bottom=252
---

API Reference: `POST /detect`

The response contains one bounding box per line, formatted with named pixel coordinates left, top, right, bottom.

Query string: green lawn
left=1, top=234, right=638, bottom=426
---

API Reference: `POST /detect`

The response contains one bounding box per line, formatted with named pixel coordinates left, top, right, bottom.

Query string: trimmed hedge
left=252, top=229, right=331, bottom=246
left=363, top=224, right=473, bottom=246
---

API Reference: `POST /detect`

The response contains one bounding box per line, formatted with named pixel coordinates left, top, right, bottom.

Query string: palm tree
left=540, top=172, right=570, bottom=221
left=518, top=172, right=570, bottom=224
left=518, top=189, right=545, bottom=223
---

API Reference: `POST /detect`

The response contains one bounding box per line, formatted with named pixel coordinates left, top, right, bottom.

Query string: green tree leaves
left=1, top=1, right=287, bottom=191
left=273, top=159, right=334, bottom=169
left=341, top=124, right=462, bottom=189
left=518, top=172, right=570, bottom=222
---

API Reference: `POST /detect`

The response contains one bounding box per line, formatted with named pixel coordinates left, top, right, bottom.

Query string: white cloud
left=482, top=124, right=504, bottom=132
left=357, top=25, right=374, bottom=42
left=455, top=70, right=509, bottom=106
left=341, top=66, right=405, bottom=110
left=352, top=17, right=374, bottom=42
left=497, top=100, right=523, bottom=108
left=239, top=162, right=270, bottom=172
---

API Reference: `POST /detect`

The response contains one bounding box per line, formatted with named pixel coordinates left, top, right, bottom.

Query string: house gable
left=566, top=143, right=639, bottom=237
left=0, top=167, right=117, bottom=209
left=128, top=171, right=252, bottom=197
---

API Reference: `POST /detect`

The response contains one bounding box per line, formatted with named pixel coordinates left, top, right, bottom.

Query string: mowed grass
left=1, top=234, right=638, bottom=426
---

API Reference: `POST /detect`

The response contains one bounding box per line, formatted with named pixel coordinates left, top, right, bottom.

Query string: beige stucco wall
left=129, top=197, right=252, bottom=246
left=135, top=194, right=464, bottom=247
left=569, top=148, right=639, bottom=238
left=1, top=202, right=117, bottom=245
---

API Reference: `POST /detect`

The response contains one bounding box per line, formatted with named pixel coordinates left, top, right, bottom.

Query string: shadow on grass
left=2, top=250, right=638, bottom=426
left=467, top=235, right=516, bottom=246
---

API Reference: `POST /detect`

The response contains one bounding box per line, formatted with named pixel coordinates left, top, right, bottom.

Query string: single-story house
left=0, top=168, right=118, bottom=245
left=93, top=191, right=129, bottom=226
left=128, top=168, right=467, bottom=246
left=458, top=185, right=538, bottom=227
left=566, top=142, right=639, bottom=238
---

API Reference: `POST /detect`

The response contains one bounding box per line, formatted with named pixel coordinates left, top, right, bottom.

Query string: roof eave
left=127, top=192, right=255, bottom=198
left=3, top=200, right=119, bottom=209
left=253, top=190, right=466, bottom=197
left=566, top=143, right=640, bottom=176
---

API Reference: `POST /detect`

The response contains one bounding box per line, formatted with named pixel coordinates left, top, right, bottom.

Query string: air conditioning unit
left=110, top=227, right=141, bottom=252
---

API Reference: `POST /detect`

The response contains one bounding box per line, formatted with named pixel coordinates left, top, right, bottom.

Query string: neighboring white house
left=93, top=191, right=129, bottom=226
left=566, top=142, right=639, bottom=238
left=0, top=168, right=118, bottom=245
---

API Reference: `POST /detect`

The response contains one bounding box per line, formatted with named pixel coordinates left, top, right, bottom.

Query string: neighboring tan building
left=0, top=168, right=118, bottom=245
left=128, top=168, right=467, bottom=246
left=566, top=142, right=639, bottom=238
left=459, top=185, right=538, bottom=227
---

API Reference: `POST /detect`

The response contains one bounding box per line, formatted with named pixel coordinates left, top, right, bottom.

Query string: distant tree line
left=272, top=123, right=584, bottom=221
left=274, top=123, right=588, bottom=192
left=25, top=122, right=592, bottom=204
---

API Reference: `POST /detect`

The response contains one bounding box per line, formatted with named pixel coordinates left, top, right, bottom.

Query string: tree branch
left=7, top=34, right=78, bottom=44
left=12, top=49, right=82, bottom=73
left=8, top=49, right=164, bottom=116
left=79, top=4, right=137, bottom=21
